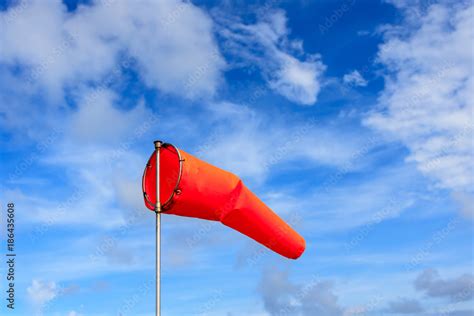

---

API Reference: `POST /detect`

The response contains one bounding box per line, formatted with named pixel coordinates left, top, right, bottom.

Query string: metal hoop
left=142, top=143, right=184, bottom=212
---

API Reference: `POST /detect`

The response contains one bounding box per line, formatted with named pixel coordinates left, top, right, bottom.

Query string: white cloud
left=415, top=269, right=474, bottom=302
left=1, top=88, right=156, bottom=229
left=199, top=102, right=365, bottom=181
left=217, top=10, right=326, bottom=105
left=70, top=89, right=151, bottom=144
left=27, top=279, right=57, bottom=307
left=343, top=70, right=368, bottom=87
left=269, top=54, right=325, bottom=105
left=0, top=0, right=224, bottom=100
left=365, top=2, right=474, bottom=196
left=259, top=268, right=343, bottom=316
left=262, top=163, right=418, bottom=235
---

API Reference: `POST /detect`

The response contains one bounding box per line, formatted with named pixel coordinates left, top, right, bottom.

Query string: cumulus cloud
left=387, top=298, right=424, bottom=314
left=258, top=268, right=343, bottom=316
left=216, top=10, right=326, bottom=105
left=0, top=0, right=224, bottom=101
left=365, top=2, right=474, bottom=197
left=415, top=269, right=474, bottom=302
left=343, top=70, right=368, bottom=87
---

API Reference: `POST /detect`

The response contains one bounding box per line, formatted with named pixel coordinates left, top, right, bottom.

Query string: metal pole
left=154, top=140, right=162, bottom=316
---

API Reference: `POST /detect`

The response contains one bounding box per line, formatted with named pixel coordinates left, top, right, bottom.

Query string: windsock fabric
left=142, top=143, right=305, bottom=259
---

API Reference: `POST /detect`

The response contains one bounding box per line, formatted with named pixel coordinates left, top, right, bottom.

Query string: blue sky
left=0, top=0, right=473, bottom=315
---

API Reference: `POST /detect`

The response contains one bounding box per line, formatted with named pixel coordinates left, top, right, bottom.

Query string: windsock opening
left=142, top=143, right=183, bottom=211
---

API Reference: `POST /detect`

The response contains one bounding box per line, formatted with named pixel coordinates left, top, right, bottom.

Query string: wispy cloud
left=198, top=101, right=367, bottom=181
left=343, top=70, right=368, bottom=87
left=365, top=2, right=474, bottom=198
left=215, top=9, right=325, bottom=105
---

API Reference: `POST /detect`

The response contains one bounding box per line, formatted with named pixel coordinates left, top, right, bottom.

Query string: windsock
left=142, top=142, right=305, bottom=259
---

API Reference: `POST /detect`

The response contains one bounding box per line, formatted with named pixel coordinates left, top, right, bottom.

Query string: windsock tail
left=221, top=183, right=306, bottom=259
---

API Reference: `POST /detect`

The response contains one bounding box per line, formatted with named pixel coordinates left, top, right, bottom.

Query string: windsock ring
left=142, top=142, right=184, bottom=212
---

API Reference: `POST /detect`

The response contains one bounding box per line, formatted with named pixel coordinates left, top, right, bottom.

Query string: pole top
left=154, top=140, right=163, bottom=149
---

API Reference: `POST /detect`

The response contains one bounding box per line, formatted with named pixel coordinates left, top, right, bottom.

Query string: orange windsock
left=142, top=143, right=305, bottom=259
